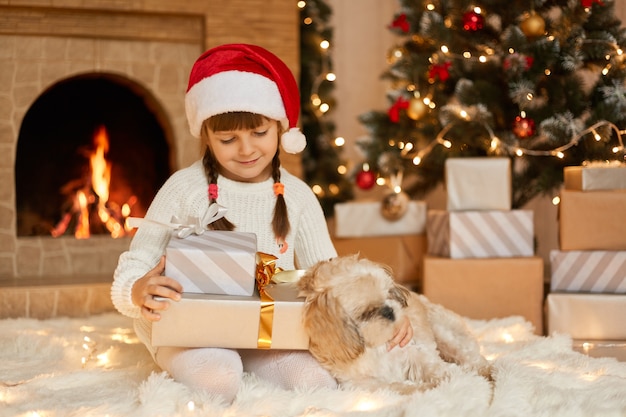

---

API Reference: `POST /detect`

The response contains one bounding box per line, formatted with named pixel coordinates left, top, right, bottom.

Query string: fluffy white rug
left=1, top=313, right=626, bottom=417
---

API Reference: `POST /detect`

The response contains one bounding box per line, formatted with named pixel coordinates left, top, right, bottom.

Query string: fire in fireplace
left=15, top=73, right=173, bottom=238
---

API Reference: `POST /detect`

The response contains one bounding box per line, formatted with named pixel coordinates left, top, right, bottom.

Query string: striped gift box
left=550, top=250, right=626, bottom=293
left=166, top=230, right=257, bottom=296
left=427, top=210, right=534, bottom=258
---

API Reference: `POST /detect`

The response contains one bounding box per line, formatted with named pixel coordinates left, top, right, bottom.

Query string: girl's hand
left=387, top=315, right=413, bottom=351
left=131, top=256, right=183, bottom=322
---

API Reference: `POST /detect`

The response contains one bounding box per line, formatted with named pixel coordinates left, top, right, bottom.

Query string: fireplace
left=0, top=2, right=300, bottom=283
left=15, top=73, right=172, bottom=238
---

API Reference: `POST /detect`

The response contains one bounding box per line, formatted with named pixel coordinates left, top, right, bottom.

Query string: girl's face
left=206, top=118, right=279, bottom=183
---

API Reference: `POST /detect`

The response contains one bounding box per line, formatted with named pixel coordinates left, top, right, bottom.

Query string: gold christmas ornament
left=520, top=11, right=545, bottom=38
left=380, top=190, right=410, bottom=221
left=407, top=97, right=428, bottom=120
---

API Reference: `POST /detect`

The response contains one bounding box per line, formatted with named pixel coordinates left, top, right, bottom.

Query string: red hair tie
left=273, top=183, right=285, bottom=196
left=208, top=184, right=218, bottom=200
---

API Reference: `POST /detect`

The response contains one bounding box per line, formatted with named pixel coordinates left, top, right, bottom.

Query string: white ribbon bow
left=126, top=203, right=228, bottom=238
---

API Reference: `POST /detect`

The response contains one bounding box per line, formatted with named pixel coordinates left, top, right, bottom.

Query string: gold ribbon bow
left=255, top=252, right=302, bottom=349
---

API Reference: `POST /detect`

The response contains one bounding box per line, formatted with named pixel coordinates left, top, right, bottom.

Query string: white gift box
left=547, top=293, right=626, bottom=339
left=426, top=210, right=534, bottom=258
left=550, top=250, right=626, bottom=293
left=572, top=340, right=626, bottom=362
left=334, top=200, right=427, bottom=238
left=165, top=230, right=257, bottom=296
left=564, top=165, right=626, bottom=191
left=445, top=157, right=512, bottom=211
left=152, top=282, right=309, bottom=349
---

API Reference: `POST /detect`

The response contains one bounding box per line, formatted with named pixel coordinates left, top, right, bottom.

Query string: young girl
left=111, top=43, right=412, bottom=403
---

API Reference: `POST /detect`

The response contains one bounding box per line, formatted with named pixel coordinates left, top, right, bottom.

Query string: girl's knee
left=156, top=347, right=244, bottom=401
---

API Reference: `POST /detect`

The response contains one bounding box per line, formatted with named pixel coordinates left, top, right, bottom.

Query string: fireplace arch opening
left=15, top=73, right=174, bottom=238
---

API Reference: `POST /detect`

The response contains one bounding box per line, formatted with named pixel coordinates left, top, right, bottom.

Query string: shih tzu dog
left=298, top=254, right=491, bottom=394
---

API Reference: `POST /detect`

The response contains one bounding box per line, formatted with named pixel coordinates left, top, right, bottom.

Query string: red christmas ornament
left=581, top=0, right=604, bottom=8
left=389, top=13, right=410, bottom=33
left=388, top=97, right=410, bottom=123
left=512, top=115, right=536, bottom=138
left=355, top=169, right=377, bottom=190
left=462, top=10, right=484, bottom=31
left=428, top=62, right=452, bottom=82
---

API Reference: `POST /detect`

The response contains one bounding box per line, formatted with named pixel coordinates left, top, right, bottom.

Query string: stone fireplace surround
left=0, top=1, right=300, bottom=318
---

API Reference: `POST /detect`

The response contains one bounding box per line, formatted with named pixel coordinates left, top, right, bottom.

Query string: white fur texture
left=298, top=255, right=491, bottom=394
left=2, top=313, right=626, bottom=415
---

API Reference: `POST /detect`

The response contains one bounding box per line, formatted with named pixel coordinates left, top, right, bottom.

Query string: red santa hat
left=185, top=43, right=306, bottom=154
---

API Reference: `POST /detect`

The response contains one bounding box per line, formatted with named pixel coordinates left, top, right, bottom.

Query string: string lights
left=298, top=0, right=353, bottom=210
left=404, top=118, right=626, bottom=165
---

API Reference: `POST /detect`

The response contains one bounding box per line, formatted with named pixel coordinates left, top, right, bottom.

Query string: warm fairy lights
left=405, top=116, right=626, bottom=166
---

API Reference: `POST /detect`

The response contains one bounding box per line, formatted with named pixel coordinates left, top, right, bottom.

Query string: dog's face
left=298, top=255, right=411, bottom=366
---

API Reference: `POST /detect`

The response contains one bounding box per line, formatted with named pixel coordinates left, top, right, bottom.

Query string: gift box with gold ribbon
left=152, top=253, right=309, bottom=350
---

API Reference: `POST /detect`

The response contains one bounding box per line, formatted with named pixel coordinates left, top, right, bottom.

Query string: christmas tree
left=300, top=0, right=354, bottom=216
left=358, top=0, right=626, bottom=208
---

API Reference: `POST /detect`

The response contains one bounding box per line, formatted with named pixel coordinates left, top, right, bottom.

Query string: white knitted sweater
left=111, top=160, right=337, bottom=353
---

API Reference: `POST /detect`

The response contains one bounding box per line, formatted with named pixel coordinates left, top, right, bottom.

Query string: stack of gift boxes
left=546, top=164, right=626, bottom=359
left=151, top=229, right=310, bottom=350
left=422, top=157, right=544, bottom=334
left=331, top=199, right=428, bottom=290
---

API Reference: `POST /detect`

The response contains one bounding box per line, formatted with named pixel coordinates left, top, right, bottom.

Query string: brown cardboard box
left=152, top=282, right=309, bottom=349
left=331, top=230, right=427, bottom=290
left=559, top=190, right=626, bottom=251
left=422, top=256, right=544, bottom=334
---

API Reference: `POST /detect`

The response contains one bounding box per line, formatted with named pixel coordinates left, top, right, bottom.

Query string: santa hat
left=185, top=43, right=306, bottom=154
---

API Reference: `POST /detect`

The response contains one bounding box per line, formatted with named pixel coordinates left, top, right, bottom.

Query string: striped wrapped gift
left=427, top=210, right=534, bottom=258
left=550, top=250, right=626, bottom=293
left=166, top=230, right=257, bottom=296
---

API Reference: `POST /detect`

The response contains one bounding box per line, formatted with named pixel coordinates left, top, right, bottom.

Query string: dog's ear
left=303, top=290, right=364, bottom=366
left=389, top=282, right=411, bottom=308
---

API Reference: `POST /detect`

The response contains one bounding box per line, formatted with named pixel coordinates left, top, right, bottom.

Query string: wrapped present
left=332, top=232, right=427, bottom=289
left=426, top=210, right=534, bottom=258
left=128, top=205, right=258, bottom=297
left=547, top=293, right=626, bottom=339
left=572, top=340, right=626, bottom=362
left=550, top=250, right=626, bottom=293
left=165, top=230, right=257, bottom=296
left=445, top=157, right=512, bottom=211
left=563, top=163, right=626, bottom=191
left=334, top=200, right=427, bottom=238
left=559, top=190, right=626, bottom=251
left=422, top=256, right=544, bottom=334
left=153, top=255, right=308, bottom=349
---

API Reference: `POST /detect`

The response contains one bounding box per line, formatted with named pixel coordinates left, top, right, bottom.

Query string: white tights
left=155, top=346, right=337, bottom=403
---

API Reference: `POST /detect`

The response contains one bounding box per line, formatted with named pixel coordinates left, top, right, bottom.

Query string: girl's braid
left=202, top=147, right=235, bottom=231
left=271, top=151, right=290, bottom=241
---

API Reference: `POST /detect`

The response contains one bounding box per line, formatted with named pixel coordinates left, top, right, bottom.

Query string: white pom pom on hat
left=185, top=43, right=306, bottom=154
